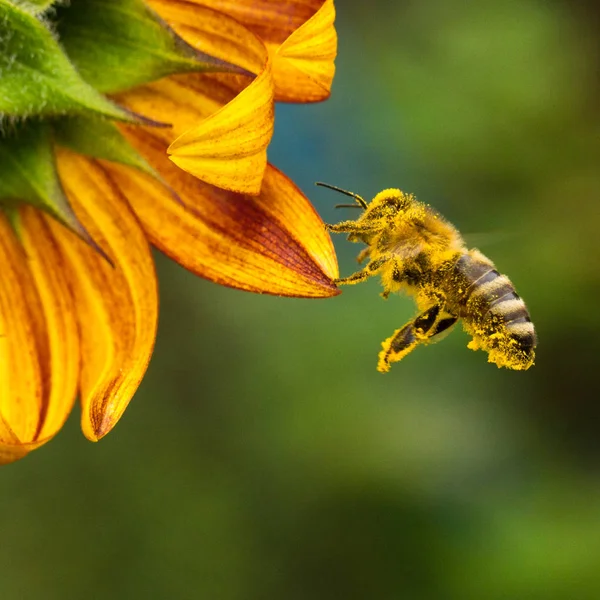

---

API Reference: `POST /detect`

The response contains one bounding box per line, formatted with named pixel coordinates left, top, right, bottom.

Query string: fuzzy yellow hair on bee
left=318, top=183, right=536, bottom=372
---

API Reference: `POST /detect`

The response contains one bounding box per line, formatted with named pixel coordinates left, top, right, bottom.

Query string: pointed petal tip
left=303, top=279, right=341, bottom=299
left=53, top=150, right=158, bottom=448
left=165, top=60, right=274, bottom=194
left=0, top=445, right=30, bottom=466
left=85, top=415, right=113, bottom=442
left=104, top=148, right=340, bottom=298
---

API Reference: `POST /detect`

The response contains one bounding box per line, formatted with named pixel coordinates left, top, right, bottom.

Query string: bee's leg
left=377, top=304, right=441, bottom=372
left=430, top=314, right=458, bottom=338
left=335, top=256, right=391, bottom=286
left=380, top=260, right=405, bottom=300
left=326, top=221, right=380, bottom=234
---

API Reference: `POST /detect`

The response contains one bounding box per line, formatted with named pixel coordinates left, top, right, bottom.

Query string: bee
left=319, top=183, right=536, bottom=372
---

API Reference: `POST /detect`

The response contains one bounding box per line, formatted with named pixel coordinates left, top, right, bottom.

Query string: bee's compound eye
left=369, top=189, right=414, bottom=217
left=388, top=194, right=412, bottom=210
left=381, top=196, right=409, bottom=212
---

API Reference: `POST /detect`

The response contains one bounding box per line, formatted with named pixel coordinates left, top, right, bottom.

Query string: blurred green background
left=3, top=1, right=600, bottom=598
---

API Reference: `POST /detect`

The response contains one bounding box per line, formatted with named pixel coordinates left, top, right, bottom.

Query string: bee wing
left=463, top=231, right=517, bottom=249
left=391, top=240, right=426, bottom=261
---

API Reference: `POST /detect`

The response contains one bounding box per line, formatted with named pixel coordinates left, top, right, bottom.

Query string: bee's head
left=366, top=189, right=416, bottom=220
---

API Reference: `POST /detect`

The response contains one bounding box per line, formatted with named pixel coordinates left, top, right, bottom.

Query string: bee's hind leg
left=377, top=304, right=444, bottom=372
left=430, top=315, right=458, bottom=338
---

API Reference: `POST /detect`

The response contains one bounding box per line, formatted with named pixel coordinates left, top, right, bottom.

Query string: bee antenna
left=315, top=182, right=368, bottom=209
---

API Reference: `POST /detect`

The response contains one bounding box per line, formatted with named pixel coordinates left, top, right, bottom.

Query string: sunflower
left=0, top=0, right=339, bottom=464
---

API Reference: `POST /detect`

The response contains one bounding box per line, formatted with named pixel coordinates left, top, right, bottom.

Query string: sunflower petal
left=166, top=0, right=337, bottom=102
left=52, top=149, right=158, bottom=441
left=146, top=0, right=268, bottom=75
left=103, top=140, right=339, bottom=297
left=122, top=2, right=273, bottom=194
left=0, top=207, right=80, bottom=464
left=19, top=207, right=80, bottom=443
left=272, top=0, right=337, bottom=102
left=167, top=61, right=273, bottom=194
left=0, top=213, right=43, bottom=460
left=0, top=426, right=28, bottom=464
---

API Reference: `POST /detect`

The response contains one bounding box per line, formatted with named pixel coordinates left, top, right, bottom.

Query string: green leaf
left=55, top=0, right=246, bottom=94
left=53, top=115, right=158, bottom=177
left=0, top=0, right=134, bottom=120
left=0, top=121, right=95, bottom=245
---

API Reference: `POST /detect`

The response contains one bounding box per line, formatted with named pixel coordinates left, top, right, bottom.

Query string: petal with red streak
left=0, top=208, right=79, bottom=463
left=52, top=149, right=158, bottom=441
left=20, top=207, right=80, bottom=443
left=103, top=131, right=339, bottom=297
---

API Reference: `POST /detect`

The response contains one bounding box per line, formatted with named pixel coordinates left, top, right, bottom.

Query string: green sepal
left=55, top=0, right=248, bottom=94
left=0, top=0, right=136, bottom=120
left=1, top=206, right=24, bottom=242
left=0, top=120, right=96, bottom=246
left=10, top=0, right=56, bottom=14
left=53, top=115, right=159, bottom=178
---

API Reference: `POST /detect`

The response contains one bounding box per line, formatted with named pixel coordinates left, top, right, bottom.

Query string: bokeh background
left=3, top=1, right=600, bottom=598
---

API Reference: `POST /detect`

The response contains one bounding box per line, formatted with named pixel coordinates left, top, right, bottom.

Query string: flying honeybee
left=319, top=183, right=536, bottom=372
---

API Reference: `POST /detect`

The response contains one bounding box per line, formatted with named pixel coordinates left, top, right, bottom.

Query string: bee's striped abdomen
left=446, top=250, right=495, bottom=308
left=471, top=274, right=536, bottom=349
left=447, top=250, right=536, bottom=369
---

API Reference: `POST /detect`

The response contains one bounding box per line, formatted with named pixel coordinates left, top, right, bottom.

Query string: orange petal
left=167, top=59, right=273, bottom=194
left=146, top=0, right=267, bottom=76
left=52, top=149, right=158, bottom=442
left=0, top=417, right=28, bottom=464
left=0, top=216, right=43, bottom=450
left=271, top=0, right=337, bottom=102
left=19, top=207, right=80, bottom=443
left=164, top=0, right=337, bottom=102
left=103, top=136, right=339, bottom=297
left=119, top=2, right=273, bottom=194
left=0, top=208, right=79, bottom=464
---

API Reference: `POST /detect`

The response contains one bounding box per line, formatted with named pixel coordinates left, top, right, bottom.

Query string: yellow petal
left=123, top=1, right=273, bottom=194
left=103, top=138, right=339, bottom=297
left=52, top=149, right=158, bottom=441
left=0, top=207, right=80, bottom=464
left=167, top=60, right=273, bottom=194
left=0, top=216, right=42, bottom=448
left=147, top=0, right=267, bottom=76
left=272, top=0, right=337, bottom=102
left=0, top=417, right=28, bottom=464
left=19, top=206, right=80, bottom=443
left=175, top=0, right=337, bottom=102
